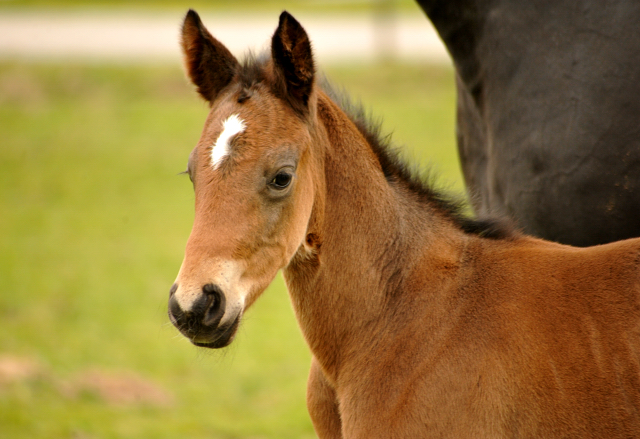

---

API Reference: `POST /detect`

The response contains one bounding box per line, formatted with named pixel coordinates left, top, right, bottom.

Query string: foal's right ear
left=181, top=10, right=239, bottom=103
left=271, top=11, right=315, bottom=116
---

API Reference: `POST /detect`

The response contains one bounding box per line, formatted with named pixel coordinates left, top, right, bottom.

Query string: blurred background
left=0, top=1, right=459, bottom=437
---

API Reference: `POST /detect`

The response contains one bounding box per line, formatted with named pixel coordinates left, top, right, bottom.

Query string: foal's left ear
left=271, top=11, right=315, bottom=116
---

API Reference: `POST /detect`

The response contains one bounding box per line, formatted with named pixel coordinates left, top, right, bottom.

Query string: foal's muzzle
left=168, top=283, right=240, bottom=348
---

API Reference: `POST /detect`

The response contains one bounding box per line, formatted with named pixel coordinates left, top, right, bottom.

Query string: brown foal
left=168, top=10, right=640, bottom=438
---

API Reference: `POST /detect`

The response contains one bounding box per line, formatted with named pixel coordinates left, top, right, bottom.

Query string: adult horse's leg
left=307, top=358, right=342, bottom=439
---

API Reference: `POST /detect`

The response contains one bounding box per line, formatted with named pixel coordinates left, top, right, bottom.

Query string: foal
left=168, top=10, right=640, bottom=438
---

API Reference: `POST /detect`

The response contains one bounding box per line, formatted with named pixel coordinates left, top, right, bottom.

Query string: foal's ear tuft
left=181, top=9, right=239, bottom=103
left=271, top=11, right=315, bottom=115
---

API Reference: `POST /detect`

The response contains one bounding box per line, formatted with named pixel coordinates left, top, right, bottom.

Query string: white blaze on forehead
left=211, top=114, right=246, bottom=169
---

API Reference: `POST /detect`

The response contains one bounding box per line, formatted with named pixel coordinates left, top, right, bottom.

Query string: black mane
left=234, top=56, right=516, bottom=240
left=321, top=79, right=516, bottom=240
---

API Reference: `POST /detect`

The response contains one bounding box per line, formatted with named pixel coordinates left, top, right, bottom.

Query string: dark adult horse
left=416, top=0, right=640, bottom=247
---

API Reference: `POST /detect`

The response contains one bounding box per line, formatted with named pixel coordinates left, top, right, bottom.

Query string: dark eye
left=270, top=171, right=293, bottom=190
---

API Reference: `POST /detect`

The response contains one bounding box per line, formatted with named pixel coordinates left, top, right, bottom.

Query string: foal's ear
left=271, top=11, right=315, bottom=115
left=181, top=9, right=239, bottom=103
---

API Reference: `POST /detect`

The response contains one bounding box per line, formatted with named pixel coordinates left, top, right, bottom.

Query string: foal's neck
left=284, top=92, right=465, bottom=382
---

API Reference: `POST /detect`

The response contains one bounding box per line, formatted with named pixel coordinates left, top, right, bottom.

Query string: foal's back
left=453, top=236, right=640, bottom=436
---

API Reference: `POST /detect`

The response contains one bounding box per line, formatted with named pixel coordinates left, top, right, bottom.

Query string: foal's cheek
left=286, top=178, right=315, bottom=256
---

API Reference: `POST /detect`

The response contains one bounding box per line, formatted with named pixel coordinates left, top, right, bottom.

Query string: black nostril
left=169, top=283, right=178, bottom=297
left=201, top=283, right=226, bottom=327
left=202, top=283, right=222, bottom=298
left=167, top=283, right=226, bottom=336
left=168, top=293, right=184, bottom=323
left=168, top=293, right=202, bottom=334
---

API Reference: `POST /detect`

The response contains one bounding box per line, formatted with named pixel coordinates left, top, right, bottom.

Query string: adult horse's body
left=168, top=10, right=640, bottom=438
left=416, top=0, right=640, bottom=247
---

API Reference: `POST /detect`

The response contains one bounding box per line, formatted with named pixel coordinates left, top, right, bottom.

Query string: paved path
left=0, top=9, right=450, bottom=64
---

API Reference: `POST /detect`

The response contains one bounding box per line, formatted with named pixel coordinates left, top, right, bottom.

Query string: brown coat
left=170, top=9, right=640, bottom=438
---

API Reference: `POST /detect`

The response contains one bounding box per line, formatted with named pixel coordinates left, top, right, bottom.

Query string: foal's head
left=169, top=10, right=322, bottom=348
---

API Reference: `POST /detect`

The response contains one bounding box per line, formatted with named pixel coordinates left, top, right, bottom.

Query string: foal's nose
left=168, top=283, right=226, bottom=338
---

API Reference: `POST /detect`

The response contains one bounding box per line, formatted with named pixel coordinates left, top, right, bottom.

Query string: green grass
left=0, top=60, right=458, bottom=438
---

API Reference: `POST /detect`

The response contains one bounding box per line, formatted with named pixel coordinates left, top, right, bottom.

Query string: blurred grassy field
left=0, top=59, right=458, bottom=438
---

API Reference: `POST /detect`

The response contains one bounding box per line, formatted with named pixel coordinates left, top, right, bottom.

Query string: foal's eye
left=270, top=171, right=293, bottom=190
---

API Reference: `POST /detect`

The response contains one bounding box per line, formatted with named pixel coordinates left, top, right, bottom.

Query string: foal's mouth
left=190, top=315, right=241, bottom=349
